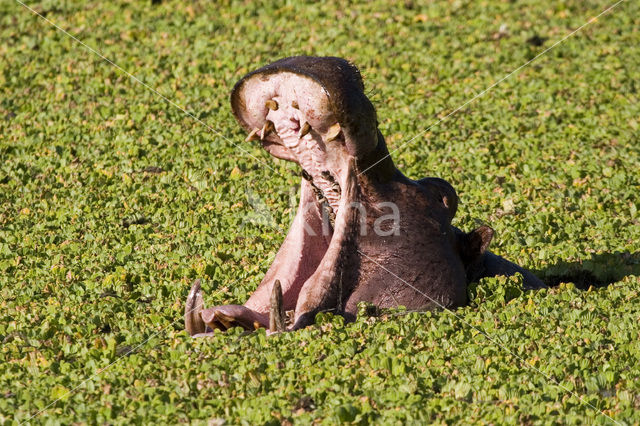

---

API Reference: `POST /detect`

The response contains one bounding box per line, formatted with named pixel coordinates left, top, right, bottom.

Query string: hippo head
left=185, top=56, right=545, bottom=336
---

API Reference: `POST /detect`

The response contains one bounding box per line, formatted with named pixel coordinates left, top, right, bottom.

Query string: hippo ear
left=459, top=226, right=494, bottom=264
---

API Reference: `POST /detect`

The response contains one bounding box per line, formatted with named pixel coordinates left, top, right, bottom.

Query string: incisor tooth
left=291, top=101, right=299, bottom=109
left=299, top=122, right=311, bottom=138
left=326, top=123, right=341, bottom=141
left=245, top=128, right=261, bottom=142
left=265, top=99, right=278, bottom=111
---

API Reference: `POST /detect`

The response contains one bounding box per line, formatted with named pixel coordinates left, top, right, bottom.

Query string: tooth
left=285, top=310, right=295, bottom=327
left=184, top=279, right=205, bottom=336
left=269, top=280, right=285, bottom=333
left=291, top=101, right=299, bottom=109
left=265, top=99, right=278, bottom=111
left=215, top=312, right=234, bottom=330
left=245, top=127, right=261, bottom=142
left=260, top=120, right=274, bottom=139
left=326, top=123, right=341, bottom=141
left=299, top=122, right=311, bottom=138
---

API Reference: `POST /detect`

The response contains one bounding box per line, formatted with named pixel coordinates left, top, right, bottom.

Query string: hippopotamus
left=185, top=56, right=545, bottom=336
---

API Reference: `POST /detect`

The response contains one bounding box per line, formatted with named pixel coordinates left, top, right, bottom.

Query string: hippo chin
left=185, top=56, right=545, bottom=336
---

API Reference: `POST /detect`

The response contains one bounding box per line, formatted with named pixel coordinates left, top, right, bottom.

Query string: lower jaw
left=290, top=158, right=359, bottom=324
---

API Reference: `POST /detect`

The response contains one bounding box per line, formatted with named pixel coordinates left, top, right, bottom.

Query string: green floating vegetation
left=1, top=0, right=639, bottom=424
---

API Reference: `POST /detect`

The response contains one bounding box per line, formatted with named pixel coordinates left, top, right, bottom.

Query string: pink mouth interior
left=236, top=72, right=353, bottom=312
left=238, top=72, right=347, bottom=217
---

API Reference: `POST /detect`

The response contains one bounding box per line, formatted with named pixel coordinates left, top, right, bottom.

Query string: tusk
left=299, top=121, right=311, bottom=138
left=215, top=311, right=234, bottom=330
left=245, top=127, right=261, bottom=142
left=265, top=99, right=278, bottom=111
left=184, top=279, right=206, bottom=336
left=260, top=120, right=275, bottom=140
left=269, top=280, right=286, bottom=333
left=326, top=123, right=341, bottom=141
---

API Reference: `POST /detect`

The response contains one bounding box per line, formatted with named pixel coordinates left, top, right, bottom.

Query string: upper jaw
left=230, top=56, right=380, bottom=162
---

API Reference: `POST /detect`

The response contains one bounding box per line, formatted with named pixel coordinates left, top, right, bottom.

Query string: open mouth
left=184, top=57, right=380, bottom=335
left=226, top=62, right=372, bottom=327
left=234, top=71, right=351, bottom=226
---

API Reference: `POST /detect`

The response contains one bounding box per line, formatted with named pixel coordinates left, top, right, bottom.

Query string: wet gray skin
left=185, top=56, right=545, bottom=336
